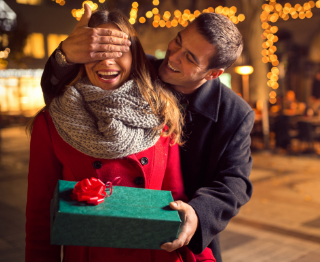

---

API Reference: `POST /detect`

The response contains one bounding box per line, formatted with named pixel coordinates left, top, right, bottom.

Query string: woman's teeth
left=97, top=71, right=119, bottom=79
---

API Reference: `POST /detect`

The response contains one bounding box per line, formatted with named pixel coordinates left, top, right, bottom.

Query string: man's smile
left=167, top=61, right=180, bottom=73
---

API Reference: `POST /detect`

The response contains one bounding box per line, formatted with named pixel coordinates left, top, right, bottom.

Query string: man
left=41, top=5, right=254, bottom=262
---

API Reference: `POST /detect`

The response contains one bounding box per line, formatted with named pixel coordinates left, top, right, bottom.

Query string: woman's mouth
left=96, top=71, right=120, bottom=83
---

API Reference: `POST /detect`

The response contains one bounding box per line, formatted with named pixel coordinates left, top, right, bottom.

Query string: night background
left=1, top=0, right=320, bottom=261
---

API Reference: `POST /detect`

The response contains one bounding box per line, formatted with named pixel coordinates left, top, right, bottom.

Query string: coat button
left=134, top=177, right=145, bottom=186
left=140, top=157, right=148, bottom=166
left=93, top=161, right=102, bottom=169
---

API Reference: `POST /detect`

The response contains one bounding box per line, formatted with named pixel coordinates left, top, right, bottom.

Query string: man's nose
left=168, top=49, right=181, bottom=64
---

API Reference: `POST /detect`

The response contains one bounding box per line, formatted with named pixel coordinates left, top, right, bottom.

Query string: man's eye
left=175, top=37, right=180, bottom=45
left=186, top=55, right=193, bottom=63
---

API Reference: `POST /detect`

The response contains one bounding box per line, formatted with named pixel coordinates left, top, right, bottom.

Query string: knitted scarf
left=49, top=78, right=161, bottom=159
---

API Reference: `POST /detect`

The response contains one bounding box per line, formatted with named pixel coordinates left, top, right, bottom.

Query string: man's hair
left=193, top=13, right=243, bottom=70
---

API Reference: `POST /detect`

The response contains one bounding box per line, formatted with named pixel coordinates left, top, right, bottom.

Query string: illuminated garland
left=129, top=1, right=245, bottom=27
left=262, top=0, right=320, bottom=104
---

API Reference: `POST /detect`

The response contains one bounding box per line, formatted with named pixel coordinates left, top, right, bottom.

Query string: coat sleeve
left=25, top=112, right=63, bottom=262
left=161, top=142, right=188, bottom=202
left=41, top=50, right=79, bottom=105
left=187, top=110, right=255, bottom=254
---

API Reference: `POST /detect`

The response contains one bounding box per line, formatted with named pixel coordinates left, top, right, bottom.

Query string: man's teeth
left=168, top=63, right=179, bottom=72
left=98, top=71, right=119, bottom=75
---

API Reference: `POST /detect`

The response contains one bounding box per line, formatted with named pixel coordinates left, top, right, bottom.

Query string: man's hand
left=161, top=201, right=198, bottom=252
left=61, top=4, right=131, bottom=64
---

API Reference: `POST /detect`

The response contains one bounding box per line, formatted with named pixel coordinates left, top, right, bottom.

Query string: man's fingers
left=161, top=237, right=186, bottom=252
left=77, top=4, right=92, bottom=28
left=94, top=43, right=130, bottom=53
left=89, top=51, right=123, bottom=60
left=96, top=28, right=129, bottom=40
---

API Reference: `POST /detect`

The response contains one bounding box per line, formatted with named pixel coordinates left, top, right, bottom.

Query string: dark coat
left=26, top=111, right=215, bottom=262
left=41, top=53, right=255, bottom=262
left=150, top=58, right=255, bottom=262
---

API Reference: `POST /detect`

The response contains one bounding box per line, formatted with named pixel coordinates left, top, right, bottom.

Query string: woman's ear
left=204, top=69, right=224, bottom=81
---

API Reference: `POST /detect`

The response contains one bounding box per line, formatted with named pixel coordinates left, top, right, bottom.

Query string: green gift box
left=50, top=180, right=181, bottom=249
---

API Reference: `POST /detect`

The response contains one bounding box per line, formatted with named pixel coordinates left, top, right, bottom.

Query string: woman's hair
left=27, top=10, right=183, bottom=144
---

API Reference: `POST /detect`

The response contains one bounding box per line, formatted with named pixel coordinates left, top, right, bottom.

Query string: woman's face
left=85, top=23, right=132, bottom=91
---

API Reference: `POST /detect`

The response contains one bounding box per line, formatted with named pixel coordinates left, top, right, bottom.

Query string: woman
left=25, top=10, right=215, bottom=262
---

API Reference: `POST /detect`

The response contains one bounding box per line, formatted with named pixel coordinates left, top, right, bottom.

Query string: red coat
left=25, top=111, right=215, bottom=262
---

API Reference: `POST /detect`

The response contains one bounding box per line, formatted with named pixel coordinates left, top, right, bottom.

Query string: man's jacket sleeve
left=41, top=50, right=80, bottom=105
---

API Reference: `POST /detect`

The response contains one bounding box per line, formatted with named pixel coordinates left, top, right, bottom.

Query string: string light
left=261, top=0, right=319, bottom=99
left=138, top=3, right=246, bottom=28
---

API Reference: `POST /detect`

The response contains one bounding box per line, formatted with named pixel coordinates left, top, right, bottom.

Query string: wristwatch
left=55, top=42, right=74, bottom=67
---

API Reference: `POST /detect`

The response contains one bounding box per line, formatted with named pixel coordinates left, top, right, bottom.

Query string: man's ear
left=205, top=69, right=224, bottom=80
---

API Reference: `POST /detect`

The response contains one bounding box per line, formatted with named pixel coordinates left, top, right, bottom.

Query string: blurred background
left=1, top=0, right=320, bottom=261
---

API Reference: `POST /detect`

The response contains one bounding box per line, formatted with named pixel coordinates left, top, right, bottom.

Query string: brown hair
left=193, top=13, right=243, bottom=70
left=28, top=10, right=183, bottom=144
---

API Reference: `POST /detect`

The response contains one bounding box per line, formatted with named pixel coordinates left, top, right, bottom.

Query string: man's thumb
left=170, top=201, right=182, bottom=210
left=78, top=3, right=92, bottom=26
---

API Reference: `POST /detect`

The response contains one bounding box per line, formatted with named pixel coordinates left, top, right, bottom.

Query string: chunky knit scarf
left=49, top=78, right=161, bottom=159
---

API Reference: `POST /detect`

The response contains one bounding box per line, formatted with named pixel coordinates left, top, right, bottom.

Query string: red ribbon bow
left=71, top=177, right=120, bottom=205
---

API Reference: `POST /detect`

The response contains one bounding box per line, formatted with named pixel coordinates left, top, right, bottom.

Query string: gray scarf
left=49, top=78, right=161, bottom=159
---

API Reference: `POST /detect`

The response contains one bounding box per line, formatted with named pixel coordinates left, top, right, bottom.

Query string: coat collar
left=185, top=79, right=221, bottom=122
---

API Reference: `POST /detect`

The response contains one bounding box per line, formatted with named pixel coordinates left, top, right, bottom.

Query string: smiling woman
left=24, top=9, right=217, bottom=262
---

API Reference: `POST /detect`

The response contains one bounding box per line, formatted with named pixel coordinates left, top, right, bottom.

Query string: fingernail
left=123, top=34, right=128, bottom=39
left=124, top=46, right=130, bottom=51
left=127, top=40, right=131, bottom=46
left=118, top=52, right=122, bottom=57
left=172, top=202, right=178, bottom=207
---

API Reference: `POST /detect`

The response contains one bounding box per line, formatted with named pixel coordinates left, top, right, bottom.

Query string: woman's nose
left=101, top=59, right=116, bottom=66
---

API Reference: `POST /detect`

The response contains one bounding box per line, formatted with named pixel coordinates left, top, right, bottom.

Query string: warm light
left=230, top=6, right=237, bottom=13
left=47, top=34, right=68, bottom=56
left=238, top=14, right=245, bottom=21
left=269, top=97, right=277, bottom=104
left=235, top=66, right=254, bottom=75
left=306, top=10, right=313, bottom=18
left=152, top=8, right=159, bottom=14
left=208, top=7, right=214, bottom=13
left=194, top=10, right=201, bottom=17
left=174, top=10, right=181, bottom=17
left=132, top=2, right=139, bottom=8
left=171, top=20, right=178, bottom=27
left=129, top=18, right=136, bottom=24
left=215, top=6, right=223, bottom=13
left=152, top=0, right=159, bottom=6
left=139, top=17, right=146, bottom=23
left=23, top=33, right=45, bottom=59
left=269, top=91, right=277, bottom=98
left=159, top=20, right=166, bottom=27
left=146, top=11, right=153, bottom=18
left=183, top=9, right=191, bottom=15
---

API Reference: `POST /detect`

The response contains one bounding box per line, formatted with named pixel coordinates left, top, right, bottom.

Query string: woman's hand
left=161, top=201, right=199, bottom=252
left=61, top=4, right=131, bottom=64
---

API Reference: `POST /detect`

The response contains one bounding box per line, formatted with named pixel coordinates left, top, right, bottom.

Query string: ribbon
left=70, top=177, right=121, bottom=205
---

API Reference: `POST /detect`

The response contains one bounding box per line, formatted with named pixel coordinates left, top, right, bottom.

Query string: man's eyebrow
left=177, top=32, right=199, bottom=64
